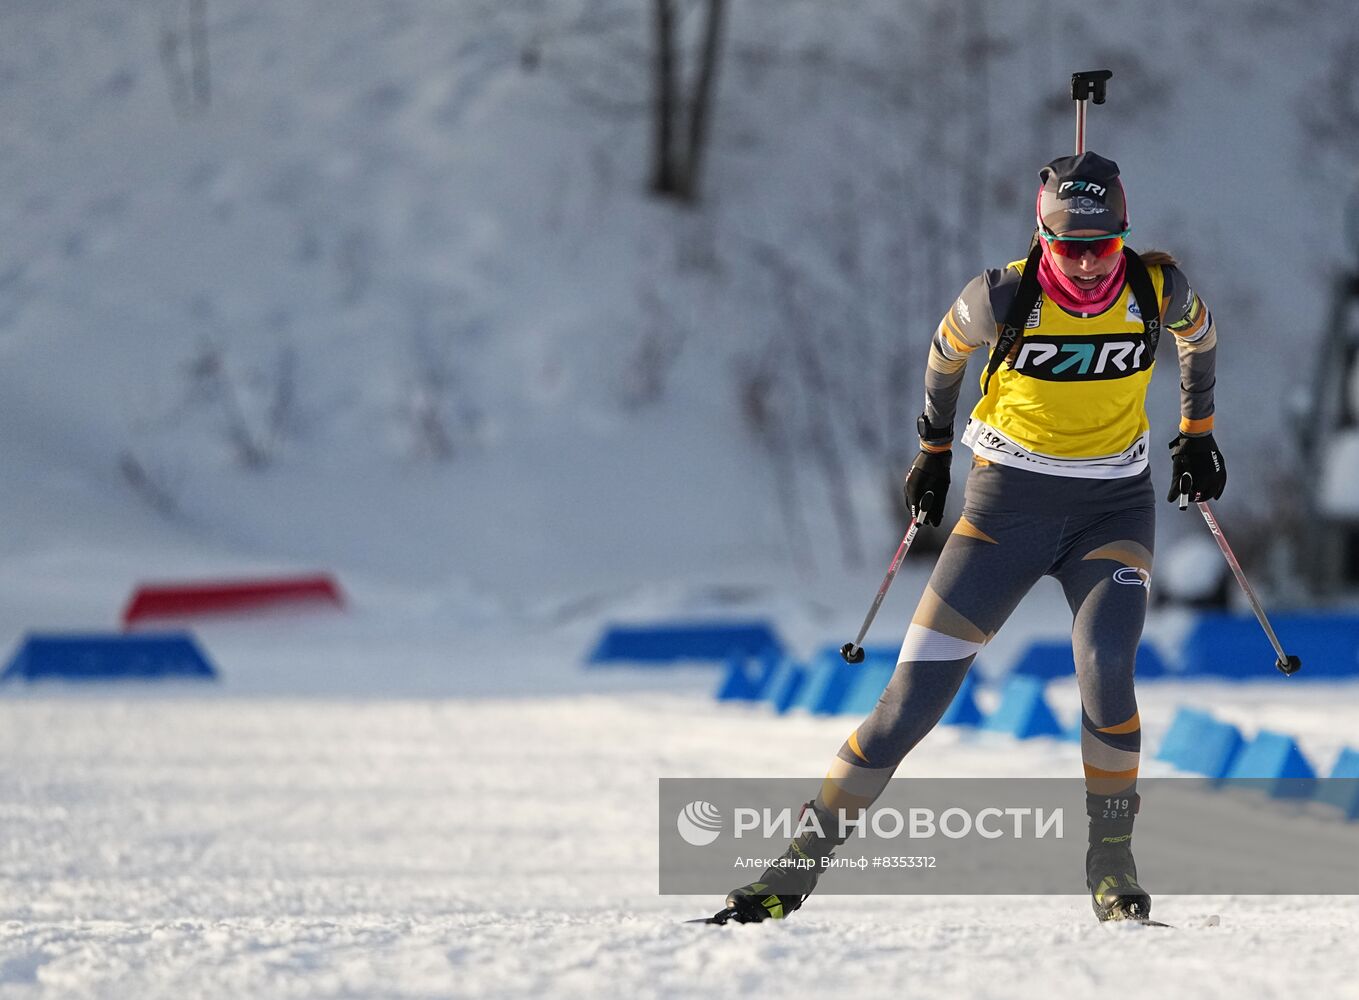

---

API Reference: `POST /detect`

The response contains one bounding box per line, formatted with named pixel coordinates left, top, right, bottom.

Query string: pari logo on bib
left=1011, top=333, right=1152, bottom=382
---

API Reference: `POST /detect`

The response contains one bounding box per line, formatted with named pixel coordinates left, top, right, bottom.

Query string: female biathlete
left=723, top=151, right=1226, bottom=924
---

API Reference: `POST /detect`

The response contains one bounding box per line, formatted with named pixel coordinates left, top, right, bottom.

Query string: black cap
left=1037, top=151, right=1127, bottom=235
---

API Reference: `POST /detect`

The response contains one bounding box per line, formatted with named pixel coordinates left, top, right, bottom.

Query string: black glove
left=904, top=449, right=951, bottom=526
left=1166, top=432, right=1226, bottom=503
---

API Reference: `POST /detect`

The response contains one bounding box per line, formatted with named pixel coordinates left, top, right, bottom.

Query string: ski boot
left=721, top=800, right=844, bottom=923
left=1087, top=845, right=1153, bottom=922
left=1085, top=791, right=1152, bottom=923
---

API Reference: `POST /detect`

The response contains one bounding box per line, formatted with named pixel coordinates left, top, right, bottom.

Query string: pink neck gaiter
left=1036, top=245, right=1127, bottom=316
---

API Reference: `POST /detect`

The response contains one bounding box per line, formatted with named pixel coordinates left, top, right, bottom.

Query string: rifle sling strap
left=980, top=245, right=1161, bottom=395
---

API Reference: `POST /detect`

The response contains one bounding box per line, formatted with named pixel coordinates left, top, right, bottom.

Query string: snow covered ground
left=2, top=684, right=1357, bottom=1000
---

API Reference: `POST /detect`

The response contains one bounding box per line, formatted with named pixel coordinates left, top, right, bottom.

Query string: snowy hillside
left=4, top=0, right=1359, bottom=628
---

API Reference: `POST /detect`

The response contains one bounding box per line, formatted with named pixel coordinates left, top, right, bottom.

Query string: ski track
left=1, top=693, right=1355, bottom=999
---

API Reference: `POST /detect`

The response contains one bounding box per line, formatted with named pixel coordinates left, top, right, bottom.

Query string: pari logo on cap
left=1058, top=179, right=1108, bottom=199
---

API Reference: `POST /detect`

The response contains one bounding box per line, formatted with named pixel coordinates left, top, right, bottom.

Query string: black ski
left=684, top=906, right=739, bottom=925
left=688, top=909, right=1218, bottom=928
left=1101, top=913, right=1220, bottom=930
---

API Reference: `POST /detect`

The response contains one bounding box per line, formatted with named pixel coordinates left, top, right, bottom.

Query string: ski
left=684, top=907, right=739, bottom=925
left=689, top=910, right=1219, bottom=928
left=1101, top=913, right=1220, bottom=930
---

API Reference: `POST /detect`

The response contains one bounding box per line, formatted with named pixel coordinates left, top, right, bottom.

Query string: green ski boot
left=1087, top=844, right=1153, bottom=922
left=722, top=800, right=843, bottom=923
left=1086, top=792, right=1153, bottom=923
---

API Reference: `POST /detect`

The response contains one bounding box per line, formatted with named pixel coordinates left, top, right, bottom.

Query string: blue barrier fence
left=593, top=616, right=1356, bottom=818
left=712, top=652, right=1359, bottom=821
left=587, top=621, right=783, bottom=665
left=1225, top=730, right=1316, bottom=798
left=2, top=632, right=218, bottom=682
left=1319, top=749, right=1359, bottom=819
left=1180, top=612, right=1359, bottom=679
left=1155, top=710, right=1244, bottom=780
left=982, top=675, right=1063, bottom=739
left=588, top=611, right=1359, bottom=678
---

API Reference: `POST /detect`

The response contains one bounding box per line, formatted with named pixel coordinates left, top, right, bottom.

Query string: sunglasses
left=1040, top=229, right=1130, bottom=260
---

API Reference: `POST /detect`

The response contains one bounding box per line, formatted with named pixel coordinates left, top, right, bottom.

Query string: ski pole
left=840, top=493, right=931, bottom=664
left=1070, top=69, right=1112, bottom=155
left=1178, top=474, right=1302, bottom=675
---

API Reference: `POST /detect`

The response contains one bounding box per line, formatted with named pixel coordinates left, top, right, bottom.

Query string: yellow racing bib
left=962, top=259, right=1166, bottom=479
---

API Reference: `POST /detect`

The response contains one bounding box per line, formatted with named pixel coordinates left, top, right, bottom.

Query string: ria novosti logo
left=676, top=800, right=723, bottom=846
left=674, top=801, right=1064, bottom=846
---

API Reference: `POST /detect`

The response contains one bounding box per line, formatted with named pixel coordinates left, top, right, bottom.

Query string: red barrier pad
left=122, top=574, right=345, bottom=627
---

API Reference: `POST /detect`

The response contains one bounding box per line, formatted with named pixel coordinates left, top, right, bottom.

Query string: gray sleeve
left=1161, top=265, right=1217, bottom=435
left=921, top=271, right=1007, bottom=442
